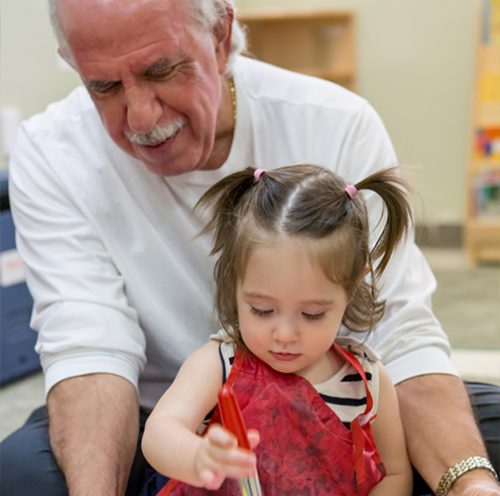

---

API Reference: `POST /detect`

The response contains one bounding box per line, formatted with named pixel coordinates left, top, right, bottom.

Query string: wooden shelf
left=465, top=217, right=500, bottom=265
left=465, top=0, right=500, bottom=266
left=470, top=157, right=500, bottom=172
left=476, top=102, right=500, bottom=126
left=238, top=8, right=353, bottom=23
left=238, top=8, right=356, bottom=90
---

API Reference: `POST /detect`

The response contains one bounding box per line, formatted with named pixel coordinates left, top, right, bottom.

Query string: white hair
left=48, top=0, right=246, bottom=72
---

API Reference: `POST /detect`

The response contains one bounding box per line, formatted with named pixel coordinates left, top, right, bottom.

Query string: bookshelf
left=237, top=8, right=356, bottom=91
left=465, top=0, right=500, bottom=265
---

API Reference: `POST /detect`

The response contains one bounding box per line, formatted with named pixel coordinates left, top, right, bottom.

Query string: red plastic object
left=218, top=383, right=251, bottom=450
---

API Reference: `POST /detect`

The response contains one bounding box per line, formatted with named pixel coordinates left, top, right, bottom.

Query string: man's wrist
left=436, top=456, right=499, bottom=496
left=448, top=469, right=500, bottom=495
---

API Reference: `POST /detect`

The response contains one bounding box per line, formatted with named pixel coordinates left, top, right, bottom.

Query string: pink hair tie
left=254, top=168, right=266, bottom=181
left=345, top=184, right=358, bottom=199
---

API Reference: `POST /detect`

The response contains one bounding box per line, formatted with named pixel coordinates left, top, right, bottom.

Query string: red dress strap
left=333, top=343, right=384, bottom=488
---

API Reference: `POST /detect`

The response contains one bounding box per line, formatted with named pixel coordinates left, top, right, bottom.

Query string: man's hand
left=48, top=373, right=139, bottom=496
left=193, top=424, right=259, bottom=490
left=396, top=374, right=499, bottom=496
left=448, top=470, right=500, bottom=496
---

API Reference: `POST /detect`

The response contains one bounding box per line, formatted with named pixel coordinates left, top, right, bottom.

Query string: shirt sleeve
left=336, top=103, right=458, bottom=384
left=8, top=122, right=147, bottom=397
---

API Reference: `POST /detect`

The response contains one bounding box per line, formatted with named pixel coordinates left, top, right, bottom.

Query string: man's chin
left=124, top=140, right=210, bottom=176
left=142, top=158, right=200, bottom=177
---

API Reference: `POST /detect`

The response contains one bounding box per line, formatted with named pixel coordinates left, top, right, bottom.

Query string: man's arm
left=48, top=373, right=139, bottom=496
left=397, top=374, right=500, bottom=496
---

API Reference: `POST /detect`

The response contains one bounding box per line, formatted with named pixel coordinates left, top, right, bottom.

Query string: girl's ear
left=362, top=264, right=370, bottom=277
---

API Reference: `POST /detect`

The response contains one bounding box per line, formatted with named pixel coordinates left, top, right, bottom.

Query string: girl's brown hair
left=197, top=164, right=412, bottom=348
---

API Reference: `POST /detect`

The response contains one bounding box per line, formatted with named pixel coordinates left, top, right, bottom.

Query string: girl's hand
left=194, top=424, right=260, bottom=490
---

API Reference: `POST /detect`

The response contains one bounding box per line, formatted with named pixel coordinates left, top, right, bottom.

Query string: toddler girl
left=142, top=164, right=413, bottom=495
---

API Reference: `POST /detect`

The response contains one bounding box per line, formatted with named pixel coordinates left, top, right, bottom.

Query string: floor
left=1, top=247, right=499, bottom=441
left=426, top=248, right=500, bottom=384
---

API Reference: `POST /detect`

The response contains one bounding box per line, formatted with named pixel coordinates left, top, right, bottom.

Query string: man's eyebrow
left=143, top=58, right=174, bottom=77
left=86, top=79, right=118, bottom=92
left=85, top=58, right=175, bottom=90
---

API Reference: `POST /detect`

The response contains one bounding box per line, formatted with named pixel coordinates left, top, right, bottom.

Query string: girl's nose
left=273, top=318, right=298, bottom=344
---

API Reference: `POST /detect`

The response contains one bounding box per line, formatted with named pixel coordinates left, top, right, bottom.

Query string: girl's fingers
left=200, top=469, right=215, bottom=485
left=200, top=424, right=257, bottom=481
left=207, top=424, right=260, bottom=452
left=208, top=443, right=256, bottom=469
left=206, top=424, right=237, bottom=448
left=200, top=470, right=224, bottom=490
left=247, top=429, right=260, bottom=449
left=199, top=456, right=256, bottom=487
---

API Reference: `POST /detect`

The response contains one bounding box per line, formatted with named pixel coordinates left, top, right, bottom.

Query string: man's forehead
left=60, top=0, right=195, bottom=78
left=58, top=0, right=190, bottom=38
left=58, top=0, right=175, bottom=17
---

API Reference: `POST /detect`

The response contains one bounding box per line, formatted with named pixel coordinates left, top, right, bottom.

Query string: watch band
left=435, top=456, right=499, bottom=496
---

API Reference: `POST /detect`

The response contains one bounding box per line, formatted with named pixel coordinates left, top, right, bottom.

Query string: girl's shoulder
left=334, top=337, right=381, bottom=402
left=335, top=337, right=380, bottom=364
left=209, top=328, right=237, bottom=381
left=209, top=327, right=235, bottom=344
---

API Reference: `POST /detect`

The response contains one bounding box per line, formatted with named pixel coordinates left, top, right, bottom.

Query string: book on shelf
left=474, top=167, right=500, bottom=217
left=475, top=126, right=500, bottom=160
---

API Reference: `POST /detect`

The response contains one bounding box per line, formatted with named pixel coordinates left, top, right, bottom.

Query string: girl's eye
left=302, top=312, right=325, bottom=321
left=250, top=306, right=273, bottom=317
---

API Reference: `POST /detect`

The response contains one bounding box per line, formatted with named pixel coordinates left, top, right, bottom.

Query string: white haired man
left=1, top=1, right=499, bottom=495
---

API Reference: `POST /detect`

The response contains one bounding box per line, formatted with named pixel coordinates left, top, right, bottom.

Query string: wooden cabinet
left=237, top=8, right=356, bottom=90
left=465, top=0, right=500, bottom=265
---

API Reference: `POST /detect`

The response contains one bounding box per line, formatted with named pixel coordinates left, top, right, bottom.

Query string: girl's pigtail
left=195, top=167, right=258, bottom=256
left=355, top=167, right=413, bottom=279
left=196, top=167, right=262, bottom=342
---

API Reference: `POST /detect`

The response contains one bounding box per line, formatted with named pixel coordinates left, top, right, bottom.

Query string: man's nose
left=125, top=84, right=163, bottom=134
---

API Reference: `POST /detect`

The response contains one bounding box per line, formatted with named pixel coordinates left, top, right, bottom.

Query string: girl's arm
left=369, top=363, right=413, bottom=496
left=141, top=341, right=257, bottom=489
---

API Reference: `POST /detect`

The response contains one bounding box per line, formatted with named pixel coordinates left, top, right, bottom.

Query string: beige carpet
left=432, top=265, right=500, bottom=350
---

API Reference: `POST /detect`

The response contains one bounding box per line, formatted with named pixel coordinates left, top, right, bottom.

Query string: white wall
left=0, top=0, right=81, bottom=126
left=0, top=0, right=479, bottom=225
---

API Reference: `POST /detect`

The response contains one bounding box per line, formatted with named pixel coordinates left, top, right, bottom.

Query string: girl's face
left=236, top=237, right=349, bottom=384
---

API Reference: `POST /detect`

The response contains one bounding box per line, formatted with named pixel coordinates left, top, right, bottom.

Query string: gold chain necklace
left=229, top=77, right=237, bottom=124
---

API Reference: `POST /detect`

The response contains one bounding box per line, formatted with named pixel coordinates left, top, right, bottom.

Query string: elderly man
left=1, top=0, right=499, bottom=495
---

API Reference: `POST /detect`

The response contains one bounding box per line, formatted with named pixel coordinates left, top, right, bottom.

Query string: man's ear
left=213, top=7, right=234, bottom=73
left=58, top=47, right=76, bottom=70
